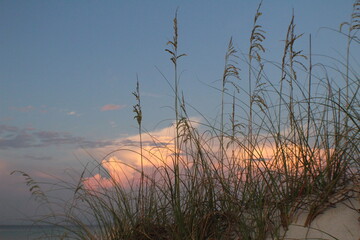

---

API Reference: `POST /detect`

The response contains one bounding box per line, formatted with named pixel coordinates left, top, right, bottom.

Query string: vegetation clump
left=17, top=1, right=360, bottom=239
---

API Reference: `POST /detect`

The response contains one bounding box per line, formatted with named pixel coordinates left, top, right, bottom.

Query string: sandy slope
left=278, top=189, right=360, bottom=240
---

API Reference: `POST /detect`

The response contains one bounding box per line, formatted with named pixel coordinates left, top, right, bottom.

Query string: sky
left=0, top=0, right=356, bottom=225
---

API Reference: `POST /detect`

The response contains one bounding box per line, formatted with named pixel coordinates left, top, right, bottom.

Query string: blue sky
left=0, top=0, right=356, bottom=224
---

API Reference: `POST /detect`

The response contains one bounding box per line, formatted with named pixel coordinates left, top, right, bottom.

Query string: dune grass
left=15, top=1, right=360, bottom=239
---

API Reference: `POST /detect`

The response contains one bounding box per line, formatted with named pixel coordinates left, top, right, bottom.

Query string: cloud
left=82, top=117, right=319, bottom=191
left=67, top=111, right=81, bottom=117
left=0, top=125, right=35, bottom=149
left=23, top=155, right=53, bottom=161
left=109, top=121, right=117, bottom=128
left=0, top=125, right=18, bottom=134
left=100, top=104, right=126, bottom=111
left=83, top=156, right=137, bottom=189
left=82, top=121, right=200, bottom=190
left=0, top=125, right=116, bottom=150
left=9, top=105, right=35, bottom=112
left=80, top=139, right=118, bottom=149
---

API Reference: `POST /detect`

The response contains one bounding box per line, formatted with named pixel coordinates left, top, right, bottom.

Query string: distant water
left=0, top=225, right=75, bottom=240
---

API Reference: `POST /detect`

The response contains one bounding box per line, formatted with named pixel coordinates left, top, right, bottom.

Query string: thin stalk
left=132, top=78, right=144, bottom=216
left=341, top=0, right=360, bottom=128
left=307, top=34, right=312, bottom=140
left=248, top=0, right=265, bottom=168
left=221, top=37, right=240, bottom=172
left=165, top=9, right=186, bottom=237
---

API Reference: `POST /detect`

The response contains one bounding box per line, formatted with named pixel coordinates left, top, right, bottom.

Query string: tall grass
left=16, top=1, right=360, bottom=239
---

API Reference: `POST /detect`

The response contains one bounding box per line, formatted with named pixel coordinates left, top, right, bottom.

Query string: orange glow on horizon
left=83, top=122, right=337, bottom=190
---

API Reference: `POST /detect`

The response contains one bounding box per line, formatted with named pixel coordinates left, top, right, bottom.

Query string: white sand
left=277, top=189, right=360, bottom=240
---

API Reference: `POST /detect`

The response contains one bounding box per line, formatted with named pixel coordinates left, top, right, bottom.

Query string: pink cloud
left=83, top=156, right=137, bottom=190
left=81, top=121, right=200, bottom=191
left=100, top=104, right=125, bottom=111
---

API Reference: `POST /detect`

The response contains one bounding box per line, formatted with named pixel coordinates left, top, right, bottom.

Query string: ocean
left=0, top=225, right=75, bottom=240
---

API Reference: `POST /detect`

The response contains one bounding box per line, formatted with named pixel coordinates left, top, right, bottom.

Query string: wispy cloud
left=67, top=111, right=81, bottom=117
left=109, top=121, right=117, bottom=128
left=100, top=104, right=126, bottom=111
left=8, top=105, right=83, bottom=116
left=23, top=154, right=53, bottom=161
left=9, top=105, right=35, bottom=112
left=0, top=125, right=116, bottom=150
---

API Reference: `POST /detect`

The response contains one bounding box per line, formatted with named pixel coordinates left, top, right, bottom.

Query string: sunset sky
left=0, top=0, right=355, bottom=225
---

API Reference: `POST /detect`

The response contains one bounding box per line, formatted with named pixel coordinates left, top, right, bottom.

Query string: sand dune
left=278, top=188, right=360, bottom=240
